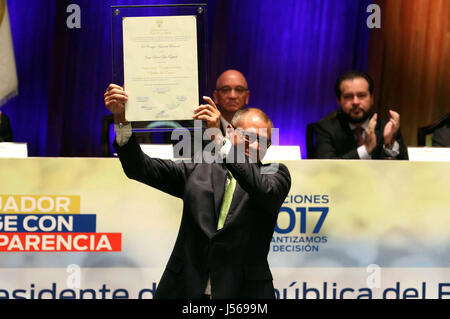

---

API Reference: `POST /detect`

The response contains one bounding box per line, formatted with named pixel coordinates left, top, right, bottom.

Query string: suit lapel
left=212, top=164, right=227, bottom=226
left=338, top=115, right=358, bottom=150
left=222, top=184, right=245, bottom=228
left=211, top=163, right=252, bottom=231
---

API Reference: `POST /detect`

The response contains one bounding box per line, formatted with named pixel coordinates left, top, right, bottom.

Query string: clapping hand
left=383, top=110, right=400, bottom=148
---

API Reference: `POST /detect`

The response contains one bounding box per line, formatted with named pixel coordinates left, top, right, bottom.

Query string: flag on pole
left=0, top=0, right=18, bottom=106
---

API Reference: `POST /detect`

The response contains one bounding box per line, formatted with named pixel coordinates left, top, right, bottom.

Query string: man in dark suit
left=314, top=70, right=408, bottom=159
left=104, top=84, right=291, bottom=299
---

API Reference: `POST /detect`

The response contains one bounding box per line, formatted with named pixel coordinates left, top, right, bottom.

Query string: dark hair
left=334, top=70, right=374, bottom=99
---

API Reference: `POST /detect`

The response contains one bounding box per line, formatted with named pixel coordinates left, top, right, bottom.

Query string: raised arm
left=226, top=155, right=291, bottom=213
left=114, top=135, right=193, bottom=198
left=104, top=83, right=193, bottom=198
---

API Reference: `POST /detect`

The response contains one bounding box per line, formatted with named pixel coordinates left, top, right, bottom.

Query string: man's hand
left=383, top=110, right=400, bottom=148
left=364, top=113, right=378, bottom=154
left=193, top=96, right=222, bottom=130
left=104, top=84, right=128, bottom=124
left=193, top=96, right=223, bottom=143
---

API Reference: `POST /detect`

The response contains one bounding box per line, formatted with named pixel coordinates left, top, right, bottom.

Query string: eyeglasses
left=235, top=128, right=271, bottom=148
left=216, top=86, right=248, bottom=95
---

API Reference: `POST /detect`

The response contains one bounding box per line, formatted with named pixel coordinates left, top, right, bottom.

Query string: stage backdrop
left=0, top=157, right=449, bottom=299
left=3, top=0, right=371, bottom=158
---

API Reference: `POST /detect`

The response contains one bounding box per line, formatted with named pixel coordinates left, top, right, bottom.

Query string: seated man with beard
left=314, top=70, right=408, bottom=159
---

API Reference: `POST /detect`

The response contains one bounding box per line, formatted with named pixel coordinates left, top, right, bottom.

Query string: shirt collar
left=220, top=116, right=230, bottom=129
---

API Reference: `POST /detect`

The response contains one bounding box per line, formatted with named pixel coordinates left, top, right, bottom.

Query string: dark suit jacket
left=114, top=135, right=291, bottom=299
left=314, top=113, right=408, bottom=159
left=432, top=125, right=450, bottom=147
left=0, top=113, right=13, bottom=142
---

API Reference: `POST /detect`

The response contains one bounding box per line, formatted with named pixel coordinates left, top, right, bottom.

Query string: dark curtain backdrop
left=3, top=0, right=56, bottom=156
left=368, top=0, right=450, bottom=147
left=2, top=0, right=371, bottom=158
left=209, top=0, right=371, bottom=151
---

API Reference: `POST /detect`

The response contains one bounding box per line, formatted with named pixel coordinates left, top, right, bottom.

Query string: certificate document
left=122, top=15, right=199, bottom=121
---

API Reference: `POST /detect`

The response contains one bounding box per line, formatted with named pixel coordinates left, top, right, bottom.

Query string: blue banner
left=0, top=214, right=96, bottom=233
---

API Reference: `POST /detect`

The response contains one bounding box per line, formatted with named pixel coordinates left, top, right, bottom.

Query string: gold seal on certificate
left=122, top=15, right=199, bottom=121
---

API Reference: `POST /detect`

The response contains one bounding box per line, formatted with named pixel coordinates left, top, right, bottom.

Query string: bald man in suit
left=213, top=70, right=250, bottom=135
left=104, top=84, right=290, bottom=299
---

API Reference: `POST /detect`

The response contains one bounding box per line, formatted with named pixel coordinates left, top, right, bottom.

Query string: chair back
left=417, top=113, right=450, bottom=146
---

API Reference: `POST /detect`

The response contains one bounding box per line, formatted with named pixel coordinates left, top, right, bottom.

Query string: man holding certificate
left=104, top=84, right=291, bottom=298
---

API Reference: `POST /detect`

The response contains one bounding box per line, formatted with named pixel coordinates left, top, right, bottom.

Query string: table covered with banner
left=0, top=158, right=448, bottom=299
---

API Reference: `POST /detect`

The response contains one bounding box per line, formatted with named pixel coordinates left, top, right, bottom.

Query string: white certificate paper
left=122, top=16, right=199, bottom=121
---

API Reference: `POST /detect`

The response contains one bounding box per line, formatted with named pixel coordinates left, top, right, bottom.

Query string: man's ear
left=213, top=90, right=218, bottom=104
left=245, top=90, right=250, bottom=105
